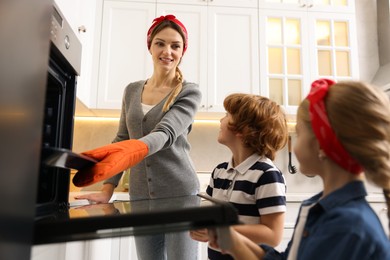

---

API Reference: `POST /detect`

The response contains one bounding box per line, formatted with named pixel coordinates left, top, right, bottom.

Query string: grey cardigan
left=104, top=80, right=201, bottom=200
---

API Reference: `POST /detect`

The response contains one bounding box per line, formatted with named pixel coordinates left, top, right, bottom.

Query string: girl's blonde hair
left=223, top=93, right=288, bottom=160
left=298, top=81, right=390, bottom=188
left=298, top=81, right=390, bottom=234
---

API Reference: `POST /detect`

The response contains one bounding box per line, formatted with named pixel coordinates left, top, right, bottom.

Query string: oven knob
left=64, top=35, right=70, bottom=49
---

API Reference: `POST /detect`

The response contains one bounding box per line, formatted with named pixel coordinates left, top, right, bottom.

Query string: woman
left=74, top=15, right=201, bottom=260
left=208, top=79, right=390, bottom=260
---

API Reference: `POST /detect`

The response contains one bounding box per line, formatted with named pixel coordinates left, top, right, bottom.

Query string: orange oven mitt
left=72, top=139, right=149, bottom=187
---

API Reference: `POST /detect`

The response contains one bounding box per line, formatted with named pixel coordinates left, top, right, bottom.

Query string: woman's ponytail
left=162, top=66, right=183, bottom=112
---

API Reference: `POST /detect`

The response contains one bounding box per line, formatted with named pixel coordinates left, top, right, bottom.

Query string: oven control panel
left=50, top=2, right=81, bottom=76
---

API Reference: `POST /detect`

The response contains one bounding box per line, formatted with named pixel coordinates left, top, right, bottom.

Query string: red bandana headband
left=307, top=78, right=363, bottom=174
left=147, top=15, right=188, bottom=54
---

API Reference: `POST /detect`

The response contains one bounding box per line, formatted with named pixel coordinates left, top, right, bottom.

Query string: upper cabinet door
left=307, top=12, right=359, bottom=81
left=158, top=2, right=259, bottom=113
left=157, top=0, right=257, bottom=8
left=156, top=3, right=208, bottom=109
left=258, top=0, right=355, bottom=13
left=259, top=5, right=358, bottom=114
left=97, top=1, right=155, bottom=109
left=207, top=6, right=259, bottom=112
left=259, top=10, right=311, bottom=115
left=209, top=0, right=258, bottom=8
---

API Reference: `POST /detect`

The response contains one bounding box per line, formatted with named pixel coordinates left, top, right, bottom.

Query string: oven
left=36, top=2, right=80, bottom=218
left=32, top=2, right=238, bottom=246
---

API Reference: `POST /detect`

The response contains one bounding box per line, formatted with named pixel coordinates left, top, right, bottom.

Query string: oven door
left=36, top=44, right=76, bottom=217
left=34, top=194, right=238, bottom=245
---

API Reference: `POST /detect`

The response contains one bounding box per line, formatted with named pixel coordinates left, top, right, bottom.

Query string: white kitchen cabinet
left=258, top=0, right=355, bottom=13
left=157, top=0, right=257, bottom=8
left=258, top=3, right=358, bottom=114
left=96, top=0, right=259, bottom=111
left=157, top=2, right=259, bottom=112
left=156, top=4, right=208, bottom=110
left=31, top=243, right=66, bottom=260
left=53, top=0, right=104, bottom=109
left=96, top=1, right=156, bottom=109
left=66, top=0, right=359, bottom=114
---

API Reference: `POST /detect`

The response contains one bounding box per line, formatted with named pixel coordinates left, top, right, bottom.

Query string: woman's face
left=149, top=27, right=184, bottom=72
left=294, top=118, right=320, bottom=177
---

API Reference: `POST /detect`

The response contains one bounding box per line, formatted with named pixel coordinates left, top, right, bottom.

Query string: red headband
left=147, top=15, right=188, bottom=54
left=307, top=78, right=363, bottom=174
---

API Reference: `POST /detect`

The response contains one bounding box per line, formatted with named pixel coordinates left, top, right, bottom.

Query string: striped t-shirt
left=206, top=153, right=286, bottom=260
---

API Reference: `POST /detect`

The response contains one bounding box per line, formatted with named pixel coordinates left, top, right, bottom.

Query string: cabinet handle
left=78, top=25, right=87, bottom=33
left=208, top=105, right=213, bottom=109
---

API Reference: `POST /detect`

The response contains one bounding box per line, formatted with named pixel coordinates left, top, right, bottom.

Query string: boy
left=190, top=93, right=288, bottom=260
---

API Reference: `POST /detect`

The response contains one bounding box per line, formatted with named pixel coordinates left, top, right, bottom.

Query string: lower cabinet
left=32, top=236, right=207, bottom=260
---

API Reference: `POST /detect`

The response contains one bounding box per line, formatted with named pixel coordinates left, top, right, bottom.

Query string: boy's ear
left=235, top=132, right=243, bottom=137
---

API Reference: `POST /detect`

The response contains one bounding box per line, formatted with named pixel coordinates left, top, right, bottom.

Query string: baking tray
left=42, top=147, right=97, bottom=170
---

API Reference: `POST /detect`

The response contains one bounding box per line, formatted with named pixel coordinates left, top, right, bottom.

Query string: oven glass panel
left=36, top=45, right=76, bottom=216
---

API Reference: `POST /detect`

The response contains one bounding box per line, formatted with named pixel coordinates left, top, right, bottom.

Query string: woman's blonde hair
left=223, top=93, right=288, bottom=160
left=162, top=67, right=183, bottom=112
left=147, top=19, right=186, bottom=112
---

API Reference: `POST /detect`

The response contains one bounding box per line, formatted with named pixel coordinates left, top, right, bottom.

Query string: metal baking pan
left=42, top=147, right=97, bottom=170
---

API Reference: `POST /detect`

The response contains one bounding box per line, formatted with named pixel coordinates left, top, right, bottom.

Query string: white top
left=287, top=203, right=314, bottom=260
left=141, top=103, right=155, bottom=115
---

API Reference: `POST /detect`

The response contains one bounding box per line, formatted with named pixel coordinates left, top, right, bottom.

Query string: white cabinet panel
left=157, top=0, right=257, bottom=8
left=258, top=0, right=355, bottom=13
left=156, top=4, right=208, bottom=107
left=259, top=6, right=358, bottom=114
left=97, top=1, right=155, bottom=108
left=207, top=6, right=259, bottom=112
left=31, top=244, right=66, bottom=260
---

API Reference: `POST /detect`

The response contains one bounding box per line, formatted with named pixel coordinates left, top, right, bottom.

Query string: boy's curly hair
left=223, top=93, right=288, bottom=160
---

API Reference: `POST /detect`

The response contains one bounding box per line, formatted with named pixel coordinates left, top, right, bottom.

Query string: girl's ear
left=318, top=149, right=327, bottom=161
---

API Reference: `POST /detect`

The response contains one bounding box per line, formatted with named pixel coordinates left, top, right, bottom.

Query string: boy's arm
left=233, top=212, right=284, bottom=247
